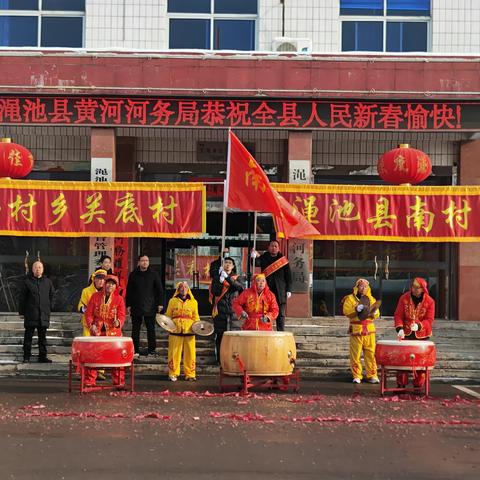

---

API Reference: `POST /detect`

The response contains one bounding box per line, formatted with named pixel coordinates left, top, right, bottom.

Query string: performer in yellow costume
left=342, top=278, right=380, bottom=384
left=77, top=269, right=107, bottom=336
left=165, top=281, right=200, bottom=382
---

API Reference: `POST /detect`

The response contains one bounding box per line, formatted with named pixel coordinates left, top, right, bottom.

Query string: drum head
left=191, top=321, right=214, bottom=336
left=155, top=314, right=176, bottom=333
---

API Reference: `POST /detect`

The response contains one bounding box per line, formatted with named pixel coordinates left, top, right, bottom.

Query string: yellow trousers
left=168, top=334, right=196, bottom=379
left=349, top=334, right=378, bottom=380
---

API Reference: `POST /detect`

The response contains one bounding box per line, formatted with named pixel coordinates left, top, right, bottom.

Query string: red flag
left=225, top=131, right=281, bottom=216
left=273, top=190, right=319, bottom=239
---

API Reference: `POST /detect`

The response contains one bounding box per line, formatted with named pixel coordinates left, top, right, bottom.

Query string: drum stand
left=379, top=366, right=431, bottom=397
left=68, top=360, right=135, bottom=394
left=218, top=355, right=300, bottom=395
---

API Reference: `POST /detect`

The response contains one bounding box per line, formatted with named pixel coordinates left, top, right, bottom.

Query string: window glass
left=0, top=0, right=38, bottom=9
left=215, top=0, right=257, bottom=14
left=0, top=16, right=37, bottom=46
left=387, top=21, right=427, bottom=51
left=43, top=0, right=85, bottom=11
left=168, top=0, right=210, bottom=13
left=169, top=18, right=210, bottom=49
left=342, top=21, right=383, bottom=51
left=41, top=17, right=83, bottom=47
left=387, top=0, right=430, bottom=16
left=214, top=19, right=255, bottom=50
left=340, top=0, right=383, bottom=16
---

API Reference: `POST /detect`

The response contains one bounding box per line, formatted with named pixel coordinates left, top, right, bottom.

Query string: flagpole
left=221, top=129, right=232, bottom=259
left=251, top=211, right=258, bottom=278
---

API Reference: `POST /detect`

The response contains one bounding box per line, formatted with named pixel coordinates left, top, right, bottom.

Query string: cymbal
left=155, top=314, right=176, bottom=333
left=191, top=321, right=214, bottom=336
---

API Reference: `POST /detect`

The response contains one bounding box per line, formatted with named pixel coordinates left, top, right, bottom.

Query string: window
left=0, top=0, right=85, bottom=48
left=340, top=0, right=430, bottom=52
left=168, top=0, right=257, bottom=51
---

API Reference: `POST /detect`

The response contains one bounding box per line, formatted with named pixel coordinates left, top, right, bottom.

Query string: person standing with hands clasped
left=19, top=261, right=55, bottom=363
left=251, top=240, right=292, bottom=331
left=126, top=254, right=164, bottom=358
left=394, top=277, right=435, bottom=388
left=342, top=278, right=380, bottom=384
left=232, top=274, right=279, bottom=331
left=209, top=254, right=243, bottom=363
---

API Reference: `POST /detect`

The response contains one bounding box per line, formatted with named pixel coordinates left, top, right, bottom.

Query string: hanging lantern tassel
left=0, top=138, right=34, bottom=179
left=377, top=144, right=432, bottom=185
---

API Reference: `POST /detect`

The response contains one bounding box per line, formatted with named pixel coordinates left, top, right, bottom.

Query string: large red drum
left=375, top=340, right=436, bottom=370
left=71, top=336, right=134, bottom=367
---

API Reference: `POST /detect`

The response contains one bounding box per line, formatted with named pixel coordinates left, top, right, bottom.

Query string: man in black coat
left=209, top=255, right=244, bottom=363
left=126, top=254, right=164, bottom=357
left=252, top=240, right=292, bottom=331
left=18, top=261, right=54, bottom=363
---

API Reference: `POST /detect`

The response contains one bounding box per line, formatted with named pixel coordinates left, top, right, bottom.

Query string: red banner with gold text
left=0, top=180, right=206, bottom=237
left=273, top=184, right=480, bottom=242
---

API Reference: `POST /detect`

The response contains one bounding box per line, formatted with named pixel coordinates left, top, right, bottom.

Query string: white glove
left=240, top=311, right=248, bottom=319
left=250, top=250, right=259, bottom=259
left=260, top=315, right=269, bottom=324
left=286, top=291, right=292, bottom=299
left=80, top=306, right=86, bottom=313
left=218, top=266, right=225, bottom=275
left=410, top=323, right=419, bottom=332
left=356, top=304, right=365, bottom=312
left=397, top=329, right=405, bottom=340
left=220, top=271, right=228, bottom=282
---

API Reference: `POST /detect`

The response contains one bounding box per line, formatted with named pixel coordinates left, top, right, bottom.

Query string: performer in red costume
left=84, top=275, right=126, bottom=387
left=393, top=277, right=435, bottom=388
left=232, top=274, right=279, bottom=331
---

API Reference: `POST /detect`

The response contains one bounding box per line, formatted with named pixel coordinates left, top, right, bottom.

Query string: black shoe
left=22, top=357, right=30, bottom=363
left=38, top=357, right=52, bottom=363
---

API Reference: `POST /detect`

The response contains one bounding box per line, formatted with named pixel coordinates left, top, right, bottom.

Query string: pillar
left=88, top=128, right=116, bottom=276
left=458, top=140, right=480, bottom=321
left=285, top=131, right=313, bottom=319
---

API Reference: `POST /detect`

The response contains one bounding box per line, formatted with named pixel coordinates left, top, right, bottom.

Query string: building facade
left=0, top=1, right=479, bottom=320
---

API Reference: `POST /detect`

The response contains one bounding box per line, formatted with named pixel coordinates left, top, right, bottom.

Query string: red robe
left=232, top=284, right=279, bottom=331
left=85, top=290, right=126, bottom=337
left=84, top=289, right=126, bottom=386
left=393, top=277, right=435, bottom=388
left=394, top=277, right=435, bottom=339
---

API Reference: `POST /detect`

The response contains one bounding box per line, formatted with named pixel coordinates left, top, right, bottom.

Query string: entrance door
left=314, top=240, right=453, bottom=318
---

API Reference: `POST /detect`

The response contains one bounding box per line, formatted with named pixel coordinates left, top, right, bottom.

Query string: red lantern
left=0, top=138, right=34, bottom=178
left=377, top=144, right=432, bottom=185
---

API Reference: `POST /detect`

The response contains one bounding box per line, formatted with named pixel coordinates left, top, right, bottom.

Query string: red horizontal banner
left=0, top=95, right=475, bottom=130
left=273, top=184, right=480, bottom=242
left=0, top=180, right=206, bottom=237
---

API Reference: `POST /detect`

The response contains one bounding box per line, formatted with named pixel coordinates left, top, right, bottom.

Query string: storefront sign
left=274, top=184, right=480, bottom=242
left=289, top=160, right=311, bottom=184
left=287, top=240, right=310, bottom=293
left=88, top=157, right=114, bottom=276
left=0, top=180, right=205, bottom=237
left=0, top=95, right=477, bottom=131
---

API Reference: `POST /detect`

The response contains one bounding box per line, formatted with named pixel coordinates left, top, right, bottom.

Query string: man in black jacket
left=252, top=240, right=292, bottom=331
left=209, top=255, right=243, bottom=363
left=19, top=261, right=54, bottom=363
left=126, top=254, right=164, bottom=357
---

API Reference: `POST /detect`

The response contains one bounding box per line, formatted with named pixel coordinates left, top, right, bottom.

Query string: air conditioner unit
left=272, top=37, right=312, bottom=53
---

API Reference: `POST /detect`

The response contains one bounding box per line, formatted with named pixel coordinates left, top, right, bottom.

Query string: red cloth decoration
left=0, top=138, right=34, bottom=178
left=378, top=144, right=432, bottom=185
